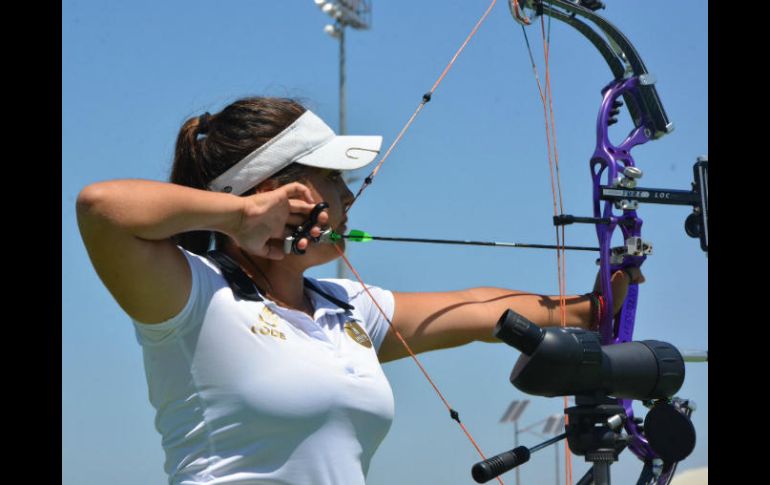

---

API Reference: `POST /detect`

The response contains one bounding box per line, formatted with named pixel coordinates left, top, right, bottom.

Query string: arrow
left=330, top=229, right=600, bottom=252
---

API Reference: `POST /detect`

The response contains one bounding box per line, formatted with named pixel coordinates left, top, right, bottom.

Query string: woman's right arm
left=76, top=179, right=316, bottom=324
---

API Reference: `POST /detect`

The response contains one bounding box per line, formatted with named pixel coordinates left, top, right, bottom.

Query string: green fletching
left=346, top=229, right=372, bottom=242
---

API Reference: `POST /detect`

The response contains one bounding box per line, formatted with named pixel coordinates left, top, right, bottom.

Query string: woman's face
left=304, top=168, right=353, bottom=228
left=295, top=166, right=354, bottom=260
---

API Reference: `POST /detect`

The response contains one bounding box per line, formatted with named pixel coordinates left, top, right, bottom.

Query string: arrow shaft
left=342, top=234, right=599, bottom=252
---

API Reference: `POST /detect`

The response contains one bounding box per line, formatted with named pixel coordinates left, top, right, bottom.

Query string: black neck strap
left=206, top=250, right=264, bottom=301
left=205, top=250, right=354, bottom=311
left=303, top=278, right=354, bottom=311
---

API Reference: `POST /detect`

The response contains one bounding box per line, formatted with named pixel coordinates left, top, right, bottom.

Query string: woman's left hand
left=595, top=267, right=646, bottom=316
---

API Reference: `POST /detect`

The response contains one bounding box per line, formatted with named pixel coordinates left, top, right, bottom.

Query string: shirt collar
left=206, top=250, right=355, bottom=313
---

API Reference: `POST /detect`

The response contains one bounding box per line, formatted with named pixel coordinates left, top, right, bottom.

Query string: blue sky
left=63, top=1, right=708, bottom=484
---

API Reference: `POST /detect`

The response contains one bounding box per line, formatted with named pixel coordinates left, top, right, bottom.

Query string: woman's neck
left=224, top=245, right=313, bottom=316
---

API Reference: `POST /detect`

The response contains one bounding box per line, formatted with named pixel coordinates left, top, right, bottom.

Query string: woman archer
left=76, top=96, right=641, bottom=485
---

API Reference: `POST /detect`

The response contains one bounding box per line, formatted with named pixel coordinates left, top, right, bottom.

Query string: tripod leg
left=593, top=462, right=611, bottom=485
left=576, top=467, right=594, bottom=485
left=635, top=462, right=658, bottom=485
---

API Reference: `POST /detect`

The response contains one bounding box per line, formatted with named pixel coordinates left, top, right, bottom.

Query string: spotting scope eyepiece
left=493, top=308, right=545, bottom=355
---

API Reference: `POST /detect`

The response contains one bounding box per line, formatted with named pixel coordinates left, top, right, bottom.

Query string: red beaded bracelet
left=586, top=291, right=606, bottom=332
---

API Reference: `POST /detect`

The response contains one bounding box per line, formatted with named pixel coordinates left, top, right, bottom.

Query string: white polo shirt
left=132, top=248, right=396, bottom=484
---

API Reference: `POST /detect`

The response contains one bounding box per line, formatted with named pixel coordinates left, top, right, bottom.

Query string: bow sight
left=554, top=157, right=709, bottom=254
left=472, top=310, right=697, bottom=484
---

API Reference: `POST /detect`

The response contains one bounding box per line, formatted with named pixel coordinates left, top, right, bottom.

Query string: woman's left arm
left=377, top=288, right=591, bottom=363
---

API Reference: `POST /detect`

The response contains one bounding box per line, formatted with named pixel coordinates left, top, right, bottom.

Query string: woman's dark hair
left=170, top=97, right=309, bottom=254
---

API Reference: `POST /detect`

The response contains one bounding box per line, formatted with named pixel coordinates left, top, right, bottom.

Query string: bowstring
left=348, top=0, right=500, bottom=213
left=338, top=1, right=504, bottom=482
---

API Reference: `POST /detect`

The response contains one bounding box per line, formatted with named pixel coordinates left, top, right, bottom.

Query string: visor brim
left=296, top=135, right=382, bottom=170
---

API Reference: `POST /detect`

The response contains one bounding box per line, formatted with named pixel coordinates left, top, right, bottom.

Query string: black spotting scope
left=471, top=310, right=695, bottom=484
left=494, top=309, right=685, bottom=400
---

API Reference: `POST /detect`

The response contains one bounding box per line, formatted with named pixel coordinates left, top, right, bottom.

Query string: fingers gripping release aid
left=284, top=202, right=329, bottom=255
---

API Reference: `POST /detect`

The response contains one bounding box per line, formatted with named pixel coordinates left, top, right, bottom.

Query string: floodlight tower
left=313, top=0, right=372, bottom=277
left=500, top=400, right=530, bottom=485
left=501, top=402, right=566, bottom=485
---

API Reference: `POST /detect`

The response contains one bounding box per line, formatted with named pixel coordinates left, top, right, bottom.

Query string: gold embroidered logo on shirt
left=344, top=321, right=372, bottom=348
left=251, top=307, right=286, bottom=340
left=259, top=307, right=281, bottom=327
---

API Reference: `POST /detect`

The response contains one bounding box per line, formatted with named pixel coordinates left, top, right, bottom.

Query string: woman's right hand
left=234, top=182, right=329, bottom=260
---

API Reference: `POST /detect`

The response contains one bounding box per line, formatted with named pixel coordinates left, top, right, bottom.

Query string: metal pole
left=515, top=420, right=521, bottom=485
left=339, top=24, right=346, bottom=136
left=336, top=24, right=348, bottom=278
left=555, top=440, right=560, bottom=485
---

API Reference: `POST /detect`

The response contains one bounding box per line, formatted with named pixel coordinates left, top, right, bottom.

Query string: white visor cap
left=208, top=110, right=382, bottom=195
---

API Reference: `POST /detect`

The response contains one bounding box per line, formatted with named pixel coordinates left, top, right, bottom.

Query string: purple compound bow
left=513, top=1, right=704, bottom=483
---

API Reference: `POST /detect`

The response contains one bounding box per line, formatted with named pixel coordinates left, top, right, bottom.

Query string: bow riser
left=592, top=77, right=652, bottom=345
left=591, top=74, right=677, bottom=482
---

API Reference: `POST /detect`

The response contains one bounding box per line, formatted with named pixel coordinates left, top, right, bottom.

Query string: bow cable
left=336, top=1, right=508, bottom=483
left=335, top=245, right=501, bottom=485
left=519, top=4, right=573, bottom=483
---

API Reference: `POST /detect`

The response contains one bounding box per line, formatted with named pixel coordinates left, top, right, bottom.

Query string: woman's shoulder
left=131, top=248, right=227, bottom=336
left=181, top=247, right=226, bottom=276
